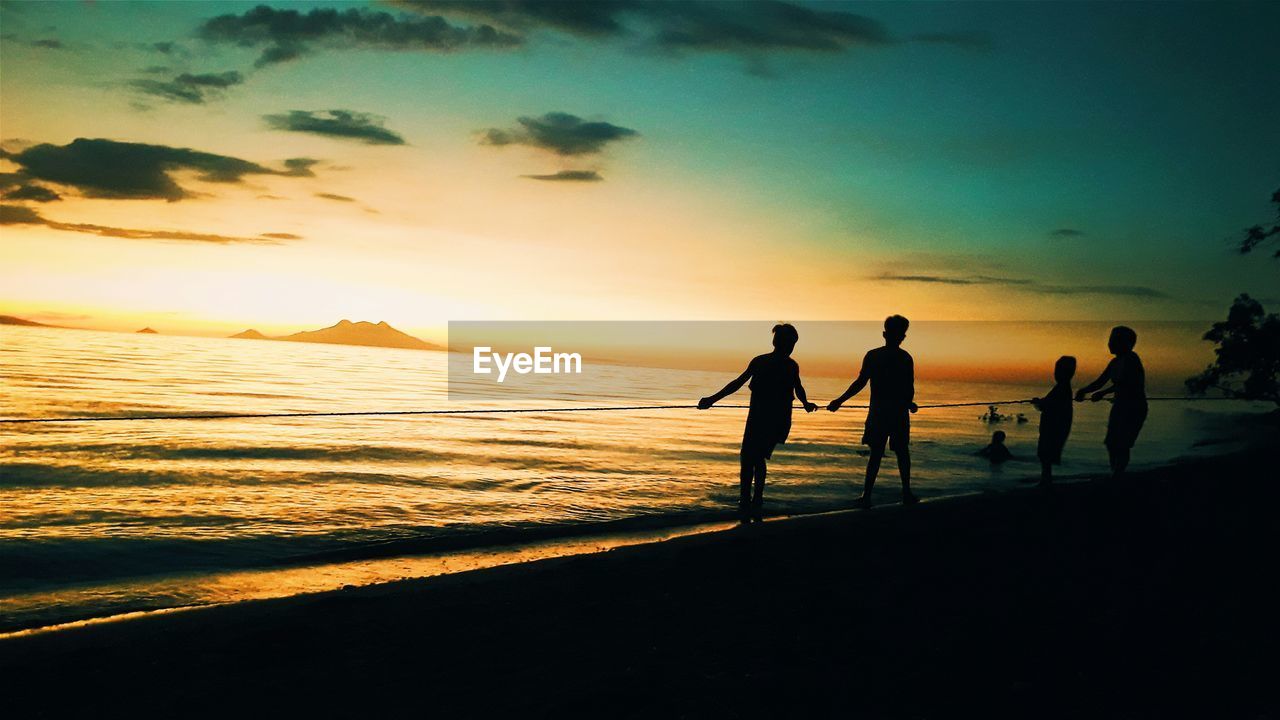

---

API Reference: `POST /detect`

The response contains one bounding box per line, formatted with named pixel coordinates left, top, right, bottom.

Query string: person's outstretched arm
left=699, top=366, right=752, bottom=409
left=828, top=355, right=871, bottom=411
left=1076, top=360, right=1115, bottom=402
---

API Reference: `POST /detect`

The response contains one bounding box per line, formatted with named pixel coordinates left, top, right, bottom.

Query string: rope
left=0, top=397, right=1244, bottom=425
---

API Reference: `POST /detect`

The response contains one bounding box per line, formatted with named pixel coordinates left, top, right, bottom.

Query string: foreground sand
left=3, top=451, right=1276, bottom=718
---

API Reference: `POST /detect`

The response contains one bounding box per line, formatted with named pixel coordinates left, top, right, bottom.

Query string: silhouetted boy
left=1032, top=355, right=1076, bottom=485
left=978, top=430, right=1013, bottom=464
left=1077, top=326, right=1147, bottom=478
left=699, top=324, right=817, bottom=522
left=828, top=315, right=919, bottom=508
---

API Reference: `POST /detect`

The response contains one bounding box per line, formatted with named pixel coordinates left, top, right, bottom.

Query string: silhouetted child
left=1032, top=355, right=1075, bottom=486
left=828, top=314, right=919, bottom=508
left=977, top=430, right=1013, bottom=464
left=1077, top=326, right=1147, bottom=478
left=699, top=324, right=817, bottom=522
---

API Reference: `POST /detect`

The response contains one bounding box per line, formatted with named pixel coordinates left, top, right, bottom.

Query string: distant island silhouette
left=0, top=314, right=56, bottom=328
left=229, top=319, right=439, bottom=351
left=3, top=314, right=437, bottom=351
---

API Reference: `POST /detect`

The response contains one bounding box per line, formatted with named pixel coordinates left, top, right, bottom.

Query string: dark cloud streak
left=397, top=1, right=986, bottom=58
left=130, top=71, right=245, bottom=104
left=521, top=170, right=603, bottom=182
left=2, top=184, right=61, bottom=202
left=315, top=193, right=357, bottom=202
left=481, top=112, right=637, bottom=156
left=264, top=110, right=406, bottom=145
left=395, top=0, right=892, bottom=53
left=197, top=5, right=521, bottom=67
left=4, top=138, right=315, bottom=201
left=876, top=272, right=1168, bottom=299
left=0, top=204, right=295, bottom=245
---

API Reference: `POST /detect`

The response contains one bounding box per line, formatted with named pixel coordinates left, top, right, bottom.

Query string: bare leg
left=738, top=457, right=753, bottom=521
left=897, top=447, right=918, bottom=504
left=752, top=459, right=767, bottom=521
left=861, top=444, right=884, bottom=507
left=1110, top=446, right=1131, bottom=478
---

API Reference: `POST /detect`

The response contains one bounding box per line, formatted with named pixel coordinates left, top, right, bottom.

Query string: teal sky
left=1, top=1, right=1276, bottom=334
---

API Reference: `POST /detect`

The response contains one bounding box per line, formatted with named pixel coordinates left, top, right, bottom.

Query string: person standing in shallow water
left=1076, top=326, right=1147, bottom=478
left=1032, top=355, right=1076, bottom=486
left=699, top=324, right=817, bottom=522
left=827, top=315, right=919, bottom=508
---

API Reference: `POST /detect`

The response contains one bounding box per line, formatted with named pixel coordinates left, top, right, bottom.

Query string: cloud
left=315, top=192, right=356, bottom=202
left=0, top=205, right=42, bottom=224
left=875, top=272, right=1168, bottom=299
left=395, top=1, right=893, bottom=54
left=264, top=110, right=406, bottom=145
left=0, top=204, right=293, bottom=244
left=1, top=184, right=61, bottom=202
left=130, top=70, right=245, bottom=104
left=481, top=112, right=637, bottom=156
left=4, top=138, right=313, bottom=201
left=521, top=170, right=603, bottom=182
left=1049, top=228, right=1085, bottom=238
left=282, top=157, right=320, bottom=177
left=197, top=4, right=522, bottom=67
left=1033, top=284, right=1169, bottom=299
left=31, top=38, right=64, bottom=49
left=876, top=273, right=1031, bottom=286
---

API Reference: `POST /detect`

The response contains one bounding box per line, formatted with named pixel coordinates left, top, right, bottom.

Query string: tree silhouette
left=1186, top=294, right=1280, bottom=405
left=1239, top=188, right=1280, bottom=258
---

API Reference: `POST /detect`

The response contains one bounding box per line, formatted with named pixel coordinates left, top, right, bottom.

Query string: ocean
left=0, top=325, right=1265, bottom=632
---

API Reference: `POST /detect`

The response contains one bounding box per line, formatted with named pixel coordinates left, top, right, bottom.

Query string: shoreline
left=0, top=448, right=1247, bottom=636
left=3, top=447, right=1276, bottom=717
left=2, top=466, right=1125, bottom=637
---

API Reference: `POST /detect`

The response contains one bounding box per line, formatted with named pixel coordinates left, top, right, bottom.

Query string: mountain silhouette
left=227, top=320, right=438, bottom=351
left=0, top=314, right=55, bottom=327
left=136, top=327, right=158, bottom=334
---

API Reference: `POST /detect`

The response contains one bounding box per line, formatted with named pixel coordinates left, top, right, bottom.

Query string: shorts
left=1037, top=436, right=1067, bottom=465
left=863, top=409, right=910, bottom=453
left=1105, top=402, right=1148, bottom=450
left=742, top=415, right=788, bottom=460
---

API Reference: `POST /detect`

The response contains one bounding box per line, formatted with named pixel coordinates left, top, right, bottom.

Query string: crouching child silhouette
left=828, top=315, right=919, bottom=508
left=699, top=323, right=817, bottom=522
left=1032, top=356, right=1075, bottom=486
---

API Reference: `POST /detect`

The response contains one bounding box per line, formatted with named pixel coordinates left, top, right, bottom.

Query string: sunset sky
left=2, top=1, right=1277, bottom=341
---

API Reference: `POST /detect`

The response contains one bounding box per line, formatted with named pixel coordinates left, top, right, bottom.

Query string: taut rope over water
left=0, top=397, right=1244, bottom=425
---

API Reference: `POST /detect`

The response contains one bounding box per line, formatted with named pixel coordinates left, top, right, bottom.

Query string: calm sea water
left=0, top=326, right=1264, bottom=631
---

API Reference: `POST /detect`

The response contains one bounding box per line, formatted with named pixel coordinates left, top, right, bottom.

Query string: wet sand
left=2, top=450, right=1275, bottom=718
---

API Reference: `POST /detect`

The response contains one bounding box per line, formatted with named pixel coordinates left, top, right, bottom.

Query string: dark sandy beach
left=3, top=450, right=1276, bottom=719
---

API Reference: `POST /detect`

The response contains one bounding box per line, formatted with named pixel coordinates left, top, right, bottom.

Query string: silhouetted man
left=1076, top=326, right=1147, bottom=478
left=700, top=323, right=818, bottom=522
left=828, top=315, right=919, bottom=508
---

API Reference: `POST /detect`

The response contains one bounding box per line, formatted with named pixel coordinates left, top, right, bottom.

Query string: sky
left=1, top=0, right=1277, bottom=341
